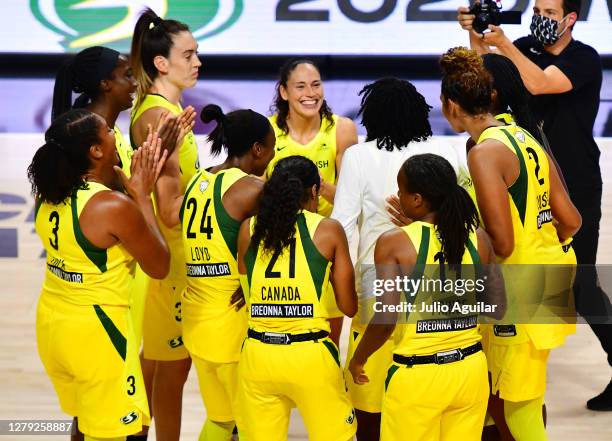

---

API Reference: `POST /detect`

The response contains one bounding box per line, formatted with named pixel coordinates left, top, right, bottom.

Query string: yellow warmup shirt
left=180, top=168, right=248, bottom=363
left=244, top=211, right=332, bottom=334
left=131, top=93, right=199, bottom=281
left=393, top=221, right=482, bottom=356
left=35, top=181, right=135, bottom=306
left=267, top=114, right=338, bottom=217
left=477, top=124, right=574, bottom=349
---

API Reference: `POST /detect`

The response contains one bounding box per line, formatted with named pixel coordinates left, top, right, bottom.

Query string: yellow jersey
left=393, top=221, right=482, bottom=356
left=35, top=182, right=135, bottom=306
left=114, top=126, right=132, bottom=177
left=130, top=94, right=200, bottom=281
left=180, top=168, right=247, bottom=362
left=267, top=114, right=338, bottom=217
left=477, top=124, right=574, bottom=349
left=244, top=211, right=332, bottom=334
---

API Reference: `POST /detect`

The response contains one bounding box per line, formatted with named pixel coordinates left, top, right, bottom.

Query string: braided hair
left=401, top=154, right=479, bottom=270
left=358, top=77, right=433, bottom=151
left=250, top=156, right=320, bottom=256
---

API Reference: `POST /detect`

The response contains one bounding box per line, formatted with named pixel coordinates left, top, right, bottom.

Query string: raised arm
left=81, top=137, right=170, bottom=278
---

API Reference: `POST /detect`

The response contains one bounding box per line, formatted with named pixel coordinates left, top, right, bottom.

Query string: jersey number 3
left=49, top=211, right=60, bottom=250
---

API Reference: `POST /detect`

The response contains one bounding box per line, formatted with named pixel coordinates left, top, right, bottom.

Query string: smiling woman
left=266, top=58, right=358, bottom=347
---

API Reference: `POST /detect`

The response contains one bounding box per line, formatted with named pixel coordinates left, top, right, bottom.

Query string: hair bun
left=201, top=104, right=225, bottom=124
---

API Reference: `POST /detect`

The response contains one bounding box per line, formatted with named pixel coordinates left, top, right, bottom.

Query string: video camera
left=469, top=0, right=522, bottom=34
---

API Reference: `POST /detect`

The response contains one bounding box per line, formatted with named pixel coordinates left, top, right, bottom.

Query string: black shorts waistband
left=393, top=342, right=483, bottom=366
left=247, top=328, right=329, bottom=345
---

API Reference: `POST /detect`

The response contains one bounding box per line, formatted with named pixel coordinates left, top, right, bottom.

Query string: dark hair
left=562, top=0, right=581, bottom=18
left=482, top=54, right=543, bottom=145
left=131, top=8, right=190, bottom=109
left=271, top=59, right=334, bottom=135
left=27, top=109, right=101, bottom=205
left=201, top=104, right=272, bottom=157
left=250, top=156, right=320, bottom=256
left=358, top=77, right=433, bottom=151
left=52, top=46, right=120, bottom=121
left=401, top=154, right=479, bottom=269
left=440, top=47, right=492, bottom=116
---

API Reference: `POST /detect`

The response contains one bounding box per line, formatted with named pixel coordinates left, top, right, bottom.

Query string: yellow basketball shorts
left=192, top=356, right=240, bottom=423
left=381, top=351, right=488, bottom=441
left=345, top=326, right=394, bottom=413
left=488, top=341, right=550, bottom=402
left=36, top=296, right=150, bottom=438
left=142, top=276, right=189, bottom=361
left=129, top=265, right=149, bottom=348
left=238, top=337, right=356, bottom=441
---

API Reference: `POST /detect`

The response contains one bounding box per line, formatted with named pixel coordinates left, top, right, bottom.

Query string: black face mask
left=530, top=14, right=569, bottom=46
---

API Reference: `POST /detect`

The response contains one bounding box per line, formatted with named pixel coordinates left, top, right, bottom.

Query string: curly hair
left=28, top=109, right=101, bottom=205
left=250, top=156, right=320, bottom=256
left=359, top=77, right=433, bottom=151
left=270, top=59, right=334, bottom=135
left=440, top=47, right=493, bottom=116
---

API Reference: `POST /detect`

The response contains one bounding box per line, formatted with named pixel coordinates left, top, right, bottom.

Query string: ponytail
left=28, top=109, right=101, bottom=204
left=131, top=8, right=190, bottom=110
left=250, top=156, right=320, bottom=256
left=51, top=46, right=120, bottom=121
left=401, top=154, right=479, bottom=269
left=436, top=185, right=479, bottom=269
left=201, top=104, right=272, bottom=158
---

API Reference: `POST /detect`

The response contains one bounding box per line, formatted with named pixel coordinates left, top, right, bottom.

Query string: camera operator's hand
left=457, top=6, right=475, bottom=30
left=481, top=24, right=511, bottom=50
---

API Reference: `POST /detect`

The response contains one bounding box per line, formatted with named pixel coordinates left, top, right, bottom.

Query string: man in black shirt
left=458, top=0, right=611, bottom=411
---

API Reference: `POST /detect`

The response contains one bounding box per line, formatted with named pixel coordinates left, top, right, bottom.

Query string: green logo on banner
left=30, top=0, right=243, bottom=52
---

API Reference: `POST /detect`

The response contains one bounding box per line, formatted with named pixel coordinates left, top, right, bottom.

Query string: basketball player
left=237, top=156, right=358, bottom=441
left=332, top=77, right=464, bottom=441
left=439, top=47, right=581, bottom=440
left=267, top=59, right=358, bottom=345
left=50, top=45, right=185, bottom=357
left=155, top=104, right=276, bottom=441
left=130, top=8, right=200, bottom=440
left=28, top=109, right=169, bottom=441
left=349, top=153, right=505, bottom=440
